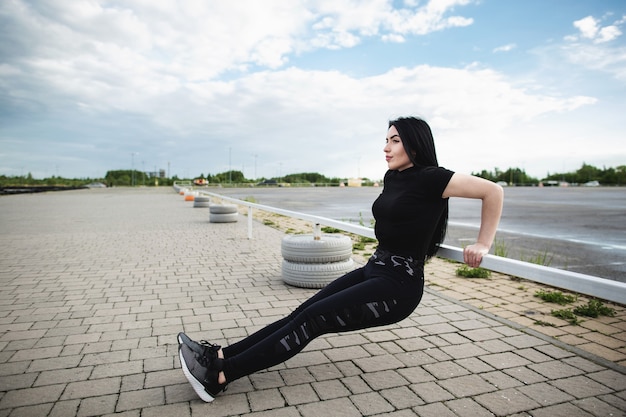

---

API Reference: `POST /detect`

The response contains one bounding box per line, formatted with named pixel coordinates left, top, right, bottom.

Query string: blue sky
left=1, top=0, right=625, bottom=181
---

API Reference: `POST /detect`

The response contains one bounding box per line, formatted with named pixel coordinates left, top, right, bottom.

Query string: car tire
left=194, top=196, right=211, bottom=208
left=282, top=258, right=355, bottom=288
left=281, top=234, right=353, bottom=263
left=210, top=212, right=239, bottom=223
left=210, top=204, right=238, bottom=214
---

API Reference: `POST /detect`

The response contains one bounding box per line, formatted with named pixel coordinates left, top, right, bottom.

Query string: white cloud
left=574, top=16, right=601, bottom=39
left=596, top=25, right=622, bottom=43
left=385, top=0, right=473, bottom=35
left=0, top=0, right=623, bottom=181
left=572, top=15, right=623, bottom=44
left=1, top=0, right=477, bottom=85
left=493, top=43, right=516, bottom=53
left=0, top=0, right=481, bottom=114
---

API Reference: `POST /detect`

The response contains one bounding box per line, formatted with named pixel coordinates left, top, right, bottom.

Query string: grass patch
left=353, top=242, right=366, bottom=251
left=533, top=320, right=556, bottom=327
left=456, top=265, right=491, bottom=278
left=521, top=249, right=553, bottom=266
left=573, top=299, right=616, bottom=318
left=493, top=239, right=509, bottom=258
left=551, top=309, right=581, bottom=325
left=534, top=290, right=577, bottom=305
left=353, top=235, right=377, bottom=251
left=321, top=226, right=342, bottom=234
left=546, top=298, right=615, bottom=326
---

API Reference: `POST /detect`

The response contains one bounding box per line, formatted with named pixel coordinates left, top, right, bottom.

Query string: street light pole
left=131, top=153, right=135, bottom=186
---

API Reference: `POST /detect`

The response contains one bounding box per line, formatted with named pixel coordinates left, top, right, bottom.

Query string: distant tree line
left=1, top=163, right=623, bottom=188
left=0, top=173, right=91, bottom=187
left=472, top=167, right=537, bottom=186
left=544, top=163, right=625, bottom=185
left=194, top=171, right=354, bottom=186
left=473, top=163, right=625, bottom=186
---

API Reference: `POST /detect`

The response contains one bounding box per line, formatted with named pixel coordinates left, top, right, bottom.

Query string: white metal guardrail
left=198, top=190, right=626, bottom=305
left=436, top=245, right=625, bottom=305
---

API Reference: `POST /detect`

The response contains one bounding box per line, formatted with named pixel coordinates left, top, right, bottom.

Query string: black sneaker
left=177, top=332, right=221, bottom=359
left=179, top=343, right=227, bottom=402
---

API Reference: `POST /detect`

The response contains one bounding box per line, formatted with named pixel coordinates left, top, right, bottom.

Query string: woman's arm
left=442, top=173, right=504, bottom=267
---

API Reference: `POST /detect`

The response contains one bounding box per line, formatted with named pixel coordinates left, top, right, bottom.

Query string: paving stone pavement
left=0, top=187, right=625, bottom=417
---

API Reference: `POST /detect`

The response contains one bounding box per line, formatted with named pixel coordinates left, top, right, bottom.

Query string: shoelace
left=197, top=340, right=221, bottom=358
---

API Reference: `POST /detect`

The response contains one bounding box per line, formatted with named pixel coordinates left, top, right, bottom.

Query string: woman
left=178, top=116, right=504, bottom=402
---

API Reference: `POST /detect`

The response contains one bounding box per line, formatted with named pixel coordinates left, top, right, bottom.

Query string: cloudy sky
left=1, top=0, right=625, bottom=181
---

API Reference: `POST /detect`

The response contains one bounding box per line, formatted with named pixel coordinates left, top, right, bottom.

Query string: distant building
left=347, top=178, right=363, bottom=187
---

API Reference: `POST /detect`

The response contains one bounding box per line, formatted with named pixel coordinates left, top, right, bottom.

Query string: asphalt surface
left=215, top=186, right=626, bottom=282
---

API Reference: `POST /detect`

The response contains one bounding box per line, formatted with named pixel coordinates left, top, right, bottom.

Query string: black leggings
left=221, top=252, right=425, bottom=382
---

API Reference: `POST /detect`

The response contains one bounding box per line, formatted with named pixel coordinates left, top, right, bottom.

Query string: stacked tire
left=281, top=233, right=355, bottom=288
left=184, top=190, right=198, bottom=201
left=210, top=204, right=238, bottom=223
left=193, top=196, right=211, bottom=208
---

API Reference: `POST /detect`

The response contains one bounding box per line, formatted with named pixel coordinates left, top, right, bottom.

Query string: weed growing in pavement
left=353, top=235, right=377, bottom=254
left=535, top=290, right=577, bottom=305
left=456, top=265, right=491, bottom=278
left=533, top=320, right=556, bottom=327
left=353, top=242, right=365, bottom=251
left=551, top=309, right=581, bottom=325
left=573, top=299, right=616, bottom=318
left=540, top=294, right=615, bottom=325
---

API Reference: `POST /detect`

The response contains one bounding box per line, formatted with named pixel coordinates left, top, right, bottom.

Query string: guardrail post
left=248, top=206, right=253, bottom=239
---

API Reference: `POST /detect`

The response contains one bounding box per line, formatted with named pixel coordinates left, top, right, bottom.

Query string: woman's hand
left=463, top=242, right=490, bottom=268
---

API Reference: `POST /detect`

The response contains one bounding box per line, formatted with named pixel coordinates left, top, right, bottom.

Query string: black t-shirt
left=372, top=166, right=454, bottom=260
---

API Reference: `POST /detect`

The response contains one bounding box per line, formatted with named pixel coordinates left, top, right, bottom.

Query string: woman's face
left=384, top=125, right=413, bottom=171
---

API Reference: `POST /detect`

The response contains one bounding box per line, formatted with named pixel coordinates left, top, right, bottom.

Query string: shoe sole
left=178, top=347, right=216, bottom=403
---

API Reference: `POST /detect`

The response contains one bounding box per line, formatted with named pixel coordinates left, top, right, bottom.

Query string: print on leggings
left=372, top=252, right=418, bottom=277
left=277, top=299, right=398, bottom=353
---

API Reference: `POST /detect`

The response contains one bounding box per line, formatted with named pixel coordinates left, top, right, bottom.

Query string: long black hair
left=389, top=116, right=449, bottom=259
